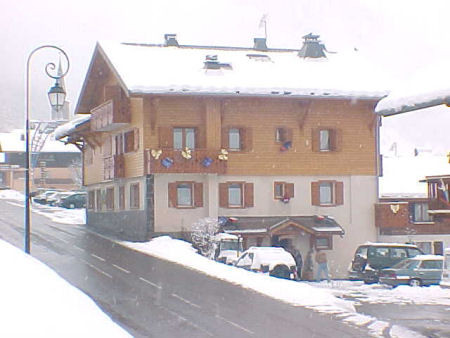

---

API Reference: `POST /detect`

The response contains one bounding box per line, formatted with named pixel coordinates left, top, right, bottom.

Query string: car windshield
left=220, top=241, right=243, bottom=251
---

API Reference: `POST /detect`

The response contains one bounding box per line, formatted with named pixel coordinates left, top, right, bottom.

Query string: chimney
left=164, top=34, right=179, bottom=47
left=298, top=33, right=327, bottom=58
left=203, top=55, right=232, bottom=70
left=253, top=37, right=268, bottom=51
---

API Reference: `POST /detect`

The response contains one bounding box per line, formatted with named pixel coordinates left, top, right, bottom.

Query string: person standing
left=289, top=246, right=303, bottom=281
left=315, top=249, right=330, bottom=282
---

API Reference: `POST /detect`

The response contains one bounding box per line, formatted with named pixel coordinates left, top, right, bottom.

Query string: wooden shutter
left=194, top=182, right=203, bottom=207
left=159, top=127, right=173, bottom=149
left=134, top=128, right=139, bottom=151
left=242, top=128, right=253, bottom=151
left=311, top=128, right=320, bottom=152
left=311, top=182, right=320, bottom=206
left=335, top=181, right=344, bottom=205
left=244, top=183, right=254, bottom=208
left=221, top=127, right=229, bottom=149
left=329, top=129, right=342, bottom=151
left=196, top=127, right=206, bottom=149
left=286, top=128, right=293, bottom=142
left=285, top=183, right=295, bottom=198
left=168, top=183, right=177, bottom=208
left=219, top=183, right=228, bottom=207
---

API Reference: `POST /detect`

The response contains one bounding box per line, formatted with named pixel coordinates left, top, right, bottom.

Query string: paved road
left=0, top=199, right=368, bottom=337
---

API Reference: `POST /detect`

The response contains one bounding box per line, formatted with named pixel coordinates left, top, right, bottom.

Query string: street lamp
left=25, top=45, right=69, bottom=254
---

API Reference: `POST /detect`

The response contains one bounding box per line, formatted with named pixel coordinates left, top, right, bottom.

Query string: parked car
left=441, top=248, right=450, bottom=288
left=58, top=193, right=86, bottom=209
left=32, top=190, right=61, bottom=205
left=213, top=233, right=243, bottom=265
left=379, top=255, right=444, bottom=287
left=348, top=242, right=423, bottom=284
left=47, top=191, right=75, bottom=206
left=234, top=246, right=297, bottom=280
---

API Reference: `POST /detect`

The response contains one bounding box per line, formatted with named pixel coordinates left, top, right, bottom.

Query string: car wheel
left=409, top=278, right=422, bottom=287
left=270, top=265, right=291, bottom=280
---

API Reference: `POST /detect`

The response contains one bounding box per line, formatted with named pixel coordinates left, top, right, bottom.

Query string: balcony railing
left=145, top=149, right=227, bottom=174
left=375, top=203, right=409, bottom=228
left=104, top=154, right=125, bottom=180
left=429, top=198, right=450, bottom=211
left=91, top=98, right=130, bottom=132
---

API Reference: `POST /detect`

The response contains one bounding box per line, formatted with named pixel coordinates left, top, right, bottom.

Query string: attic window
left=204, top=55, right=232, bottom=70
left=246, top=54, right=271, bottom=62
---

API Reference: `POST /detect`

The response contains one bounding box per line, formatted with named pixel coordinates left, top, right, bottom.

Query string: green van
left=348, top=243, right=423, bottom=284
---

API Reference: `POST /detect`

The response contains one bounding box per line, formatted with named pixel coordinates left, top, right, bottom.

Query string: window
left=124, top=128, right=139, bottom=153
left=228, top=183, right=242, bottom=206
left=312, top=128, right=340, bottom=152
left=311, top=181, right=344, bottom=206
left=275, top=127, right=291, bottom=143
left=88, top=191, right=95, bottom=209
left=219, top=182, right=254, bottom=208
left=95, top=189, right=102, bottom=211
left=411, top=202, right=432, bottom=222
left=274, top=182, right=294, bottom=200
left=390, top=247, right=408, bottom=259
left=115, top=134, right=124, bottom=155
left=319, top=130, right=330, bottom=151
left=173, top=127, right=196, bottom=150
left=168, top=182, right=203, bottom=208
left=315, top=236, right=332, bottom=250
left=106, top=187, right=114, bottom=210
left=319, top=182, right=333, bottom=205
left=130, top=183, right=140, bottom=209
left=429, top=183, right=438, bottom=199
left=229, top=128, right=241, bottom=150
left=118, top=186, right=125, bottom=210
left=420, top=260, right=443, bottom=269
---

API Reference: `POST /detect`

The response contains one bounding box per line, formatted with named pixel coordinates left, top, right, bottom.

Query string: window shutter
left=311, top=129, right=320, bottom=152
left=194, top=182, right=203, bottom=207
left=311, top=182, right=320, bottom=206
left=219, top=183, right=228, bottom=207
left=159, top=127, right=173, bottom=149
left=242, top=128, right=253, bottom=151
left=196, top=127, right=206, bottom=149
left=168, top=183, right=177, bottom=208
left=329, top=129, right=341, bottom=151
left=286, top=183, right=295, bottom=198
left=286, top=128, right=293, bottom=142
left=335, top=181, right=344, bottom=205
left=221, top=127, right=229, bottom=149
left=244, top=183, right=254, bottom=208
left=134, top=128, right=139, bottom=151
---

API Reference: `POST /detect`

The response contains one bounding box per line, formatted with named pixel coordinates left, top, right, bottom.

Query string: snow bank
left=0, top=239, right=130, bottom=337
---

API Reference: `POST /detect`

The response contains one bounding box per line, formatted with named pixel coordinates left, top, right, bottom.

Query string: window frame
left=105, top=187, right=115, bottom=210
left=228, top=128, right=241, bottom=151
left=275, top=127, right=290, bottom=143
left=173, top=127, right=196, bottom=150
left=176, top=182, right=194, bottom=208
left=228, top=182, right=244, bottom=208
left=118, top=186, right=125, bottom=210
left=129, top=183, right=140, bottom=209
left=411, top=202, right=432, bottom=223
left=319, top=181, right=334, bottom=205
left=319, top=129, right=331, bottom=151
left=88, top=191, right=95, bottom=210
left=315, top=236, right=332, bottom=250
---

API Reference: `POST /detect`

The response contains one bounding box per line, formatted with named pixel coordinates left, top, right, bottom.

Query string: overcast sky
left=1, top=0, right=449, bottom=152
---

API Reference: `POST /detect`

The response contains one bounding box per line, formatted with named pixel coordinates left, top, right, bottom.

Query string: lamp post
left=25, top=45, right=69, bottom=254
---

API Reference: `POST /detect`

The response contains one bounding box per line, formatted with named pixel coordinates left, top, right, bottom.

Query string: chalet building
left=0, top=129, right=80, bottom=191
left=376, top=175, right=450, bottom=254
left=59, top=34, right=389, bottom=277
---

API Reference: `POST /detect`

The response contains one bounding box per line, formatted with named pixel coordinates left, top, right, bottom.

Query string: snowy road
left=1, top=191, right=450, bottom=337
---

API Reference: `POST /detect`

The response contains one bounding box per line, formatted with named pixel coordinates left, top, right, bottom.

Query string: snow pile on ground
left=0, top=189, right=25, bottom=201
left=123, top=236, right=425, bottom=337
left=0, top=239, right=130, bottom=337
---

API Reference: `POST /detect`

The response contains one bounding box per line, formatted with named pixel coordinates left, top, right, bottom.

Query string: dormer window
left=246, top=54, right=271, bottom=62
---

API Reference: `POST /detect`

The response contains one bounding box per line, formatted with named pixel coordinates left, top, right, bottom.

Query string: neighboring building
left=0, top=129, right=81, bottom=192
left=376, top=175, right=450, bottom=254
left=58, top=34, right=389, bottom=277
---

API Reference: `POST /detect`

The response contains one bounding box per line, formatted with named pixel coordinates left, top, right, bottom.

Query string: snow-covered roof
left=97, top=41, right=389, bottom=99
left=0, top=129, right=79, bottom=153
left=54, top=114, right=91, bottom=140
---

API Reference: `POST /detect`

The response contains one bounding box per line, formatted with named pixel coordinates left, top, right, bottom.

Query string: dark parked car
left=58, top=193, right=86, bottom=209
left=379, top=255, right=444, bottom=287
left=348, top=243, right=423, bottom=284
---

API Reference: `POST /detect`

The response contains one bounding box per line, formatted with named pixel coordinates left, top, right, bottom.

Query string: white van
left=441, top=248, right=450, bottom=288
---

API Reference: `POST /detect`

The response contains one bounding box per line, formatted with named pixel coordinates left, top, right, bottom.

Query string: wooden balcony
left=91, top=98, right=130, bottom=132
left=104, top=154, right=125, bottom=180
left=145, top=149, right=227, bottom=174
left=429, top=198, right=450, bottom=211
left=375, top=202, right=409, bottom=228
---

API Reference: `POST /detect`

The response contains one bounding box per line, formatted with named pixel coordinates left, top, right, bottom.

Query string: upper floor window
left=311, top=180, right=344, bottom=206
left=168, top=182, right=203, bottom=208
left=219, top=182, right=254, bottom=209
left=173, top=127, right=196, bottom=150
left=222, top=127, right=252, bottom=152
left=411, top=202, right=432, bottom=222
left=312, top=128, right=340, bottom=152
left=274, top=182, right=294, bottom=200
